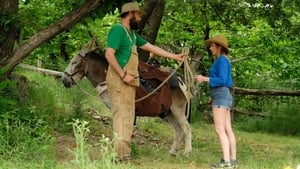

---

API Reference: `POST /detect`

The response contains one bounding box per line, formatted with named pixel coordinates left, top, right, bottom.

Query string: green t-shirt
left=106, top=23, right=148, bottom=68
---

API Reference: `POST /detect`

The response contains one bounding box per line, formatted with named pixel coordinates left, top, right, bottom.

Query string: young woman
left=194, top=35, right=237, bottom=169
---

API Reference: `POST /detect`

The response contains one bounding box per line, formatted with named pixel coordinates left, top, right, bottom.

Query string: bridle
left=63, top=53, right=88, bottom=86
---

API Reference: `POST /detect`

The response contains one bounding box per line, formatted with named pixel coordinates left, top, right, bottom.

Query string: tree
left=0, top=0, right=100, bottom=81
left=138, top=0, right=165, bottom=61
left=0, top=0, right=19, bottom=66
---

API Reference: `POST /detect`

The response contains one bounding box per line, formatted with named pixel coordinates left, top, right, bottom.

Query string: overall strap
left=118, top=23, right=136, bottom=46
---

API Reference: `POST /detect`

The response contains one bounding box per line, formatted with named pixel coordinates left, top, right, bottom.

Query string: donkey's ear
left=79, top=46, right=100, bottom=56
left=83, top=38, right=96, bottom=50
left=79, top=48, right=90, bottom=56
left=79, top=38, right=98, bottom=56
left=90, top=46, right=100, bottom=52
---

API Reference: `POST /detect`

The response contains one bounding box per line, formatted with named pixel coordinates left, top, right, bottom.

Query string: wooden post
left=37, top=59, right=42, bottom=68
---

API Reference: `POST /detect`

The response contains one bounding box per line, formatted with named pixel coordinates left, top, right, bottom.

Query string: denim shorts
left=210, top=86, right=232, bottom=110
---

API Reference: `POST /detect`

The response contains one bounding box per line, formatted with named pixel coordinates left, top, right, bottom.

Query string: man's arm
left=105, top=47, right=126, bottom=78
left=140, top=43, right=185, bottom=62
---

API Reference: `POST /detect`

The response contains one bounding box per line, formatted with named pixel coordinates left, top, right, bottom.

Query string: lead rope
left=182, top=47, right=194, bottom=120
left=76, top=84, right=101, bottom=100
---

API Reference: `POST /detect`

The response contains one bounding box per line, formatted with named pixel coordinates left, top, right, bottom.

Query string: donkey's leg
left=165, top=114, right=183, bottom=156
left=171, top=107, right=192, bottom=157
left=178, top=112, right=192, bottom=157
left=170, top=88, right=192, bottom=157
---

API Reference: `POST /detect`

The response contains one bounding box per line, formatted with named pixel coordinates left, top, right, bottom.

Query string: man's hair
left=120, top=11, right=130, bottom=18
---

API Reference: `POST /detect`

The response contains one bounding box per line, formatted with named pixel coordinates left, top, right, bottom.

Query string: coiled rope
left=182, top=47, right=194, bottom=120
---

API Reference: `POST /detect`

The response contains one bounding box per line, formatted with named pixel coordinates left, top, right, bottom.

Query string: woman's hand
left=194, top=75, right=209, bottom=83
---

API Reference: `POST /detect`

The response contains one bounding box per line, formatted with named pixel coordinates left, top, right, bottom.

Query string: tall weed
left=70, top=119, right=91, bottom=168
left=68, top=119, right=119, bottom=169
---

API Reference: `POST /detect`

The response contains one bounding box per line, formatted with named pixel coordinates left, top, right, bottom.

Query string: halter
left=63, top=53, right=88, bottom=85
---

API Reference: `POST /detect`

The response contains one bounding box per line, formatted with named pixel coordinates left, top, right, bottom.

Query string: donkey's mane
left=88, top=50, right=108, bottom=66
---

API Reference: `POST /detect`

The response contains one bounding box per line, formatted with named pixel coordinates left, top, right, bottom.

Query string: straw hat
left=205, top=35, right=229, bottom=52
left=120, top=2, right=144, bottom=16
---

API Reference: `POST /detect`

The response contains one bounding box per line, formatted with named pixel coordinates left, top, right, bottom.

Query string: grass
left=1, top=69, right=300, bottom=169
left=129, top=120, right=300, bottom=169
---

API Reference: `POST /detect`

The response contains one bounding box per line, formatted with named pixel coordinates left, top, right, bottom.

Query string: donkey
left=61, top=40, right=192, bottom=157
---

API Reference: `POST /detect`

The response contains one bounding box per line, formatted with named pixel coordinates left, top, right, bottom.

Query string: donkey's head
left=62, top=49, right=88, bottom=88
left=62, top=38, right=104, bottom=88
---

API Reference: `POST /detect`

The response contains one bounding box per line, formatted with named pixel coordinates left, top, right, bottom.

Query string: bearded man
left=105, top=1, right=185, bottom=162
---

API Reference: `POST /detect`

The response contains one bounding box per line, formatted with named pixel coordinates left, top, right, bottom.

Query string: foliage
left=236, top=96, right=300, bottom=136
left=88, top=8, right=120, bottom=49
left=0, top=8, right=20, bottom=34
left=16, top=0, right=142, bottom=70
left=0, top=72, right=53, bottom=160
left=0, top=79, right=17, bottom=112
left=18, top=0, right=90, bottom=69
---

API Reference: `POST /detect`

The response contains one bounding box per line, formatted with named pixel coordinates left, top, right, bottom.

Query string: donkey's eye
left=72, top=61, right=77, bottom=65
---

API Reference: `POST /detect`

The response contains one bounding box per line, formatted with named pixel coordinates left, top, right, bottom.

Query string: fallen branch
left=18, top=63, right=62, bottom=77
left=233, top=87, right=300, bottom=96
left=233, top=108, right=268, bottom=117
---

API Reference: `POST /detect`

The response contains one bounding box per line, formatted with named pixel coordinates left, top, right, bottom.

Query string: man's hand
left=175, top=53, right=186, bottom=62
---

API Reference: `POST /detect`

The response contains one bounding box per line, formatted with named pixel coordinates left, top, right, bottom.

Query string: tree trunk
left=138, top=0, right=165, bottom=62
left=0, top=0, right=100, bottom=81
left=60, top=34, right=69, bottom=61
left=0, top=0, right=19, bottom=63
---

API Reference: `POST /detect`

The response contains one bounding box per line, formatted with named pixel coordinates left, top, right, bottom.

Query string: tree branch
left=0, top=0, right=100, bottom=81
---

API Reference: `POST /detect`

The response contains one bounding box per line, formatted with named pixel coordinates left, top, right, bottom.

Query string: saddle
left=135, top=61, right=175, bottom=118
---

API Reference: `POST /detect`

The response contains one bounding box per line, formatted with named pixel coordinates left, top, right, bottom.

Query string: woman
left=194, top=35, right=238, bottom=169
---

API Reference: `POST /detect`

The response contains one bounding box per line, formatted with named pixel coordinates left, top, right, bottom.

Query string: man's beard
left=129, top=16, right=140, bottom=30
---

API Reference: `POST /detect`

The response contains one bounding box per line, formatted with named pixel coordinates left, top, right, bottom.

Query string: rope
left=135, top=47, right=194, bottom=111
left=135, top=57, right=185, bottom=103
left=182, top=47, right=194, bottom=94
left=182, top=47, right=194, bottom=120
left=76, top=83, right=101, bottom=100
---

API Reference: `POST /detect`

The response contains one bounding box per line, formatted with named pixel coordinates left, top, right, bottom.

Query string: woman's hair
left=215, top=43, right=229, bottom=55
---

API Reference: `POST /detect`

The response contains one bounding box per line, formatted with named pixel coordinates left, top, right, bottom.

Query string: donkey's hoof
left=183, top=151, right=191, bottom=158
left=169, top=149, right=177, bottom=156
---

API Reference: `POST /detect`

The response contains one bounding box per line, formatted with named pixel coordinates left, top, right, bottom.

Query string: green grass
left=1, top=70, right=300, bottom=169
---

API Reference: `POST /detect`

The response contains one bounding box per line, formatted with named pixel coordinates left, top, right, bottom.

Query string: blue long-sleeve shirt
left=209, top=55, right=233, bottom=88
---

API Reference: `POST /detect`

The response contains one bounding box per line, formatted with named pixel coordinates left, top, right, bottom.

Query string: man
left=105, top=1, right=185, bottom=162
